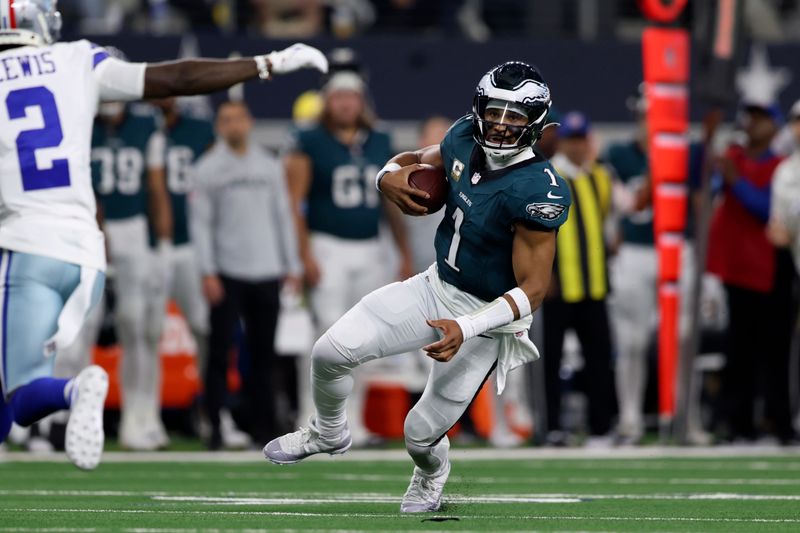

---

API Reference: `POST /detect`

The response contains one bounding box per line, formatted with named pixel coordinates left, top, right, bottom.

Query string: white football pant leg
left=310, top=274, right=440, bottom=438
left=610, top=243, right=657, bottom=439
left=170, top=245, right=209, bottom=371
left=303, top=234, right=388, bottom=440
left=106, top=218, right=162, bottom=442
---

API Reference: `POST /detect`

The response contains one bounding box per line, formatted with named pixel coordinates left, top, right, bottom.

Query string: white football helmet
left=0, top=0, right=62, bottom=47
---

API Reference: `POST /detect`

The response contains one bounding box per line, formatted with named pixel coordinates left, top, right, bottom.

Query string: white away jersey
left=0, top=40, right=146, bottom=270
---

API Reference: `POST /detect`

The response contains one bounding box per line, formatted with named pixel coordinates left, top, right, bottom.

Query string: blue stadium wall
left=82, top=35, right=800, bottom=122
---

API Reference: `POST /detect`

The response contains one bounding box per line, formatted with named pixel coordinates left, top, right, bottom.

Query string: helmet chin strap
left=482, top=145, right=533, bottom=170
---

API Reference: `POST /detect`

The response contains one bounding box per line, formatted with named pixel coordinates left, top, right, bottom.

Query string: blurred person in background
left=190, top=100, right=301, bottom=450
left=708, top=101, right=797, bottom=444
left=605, top=94, right=654, bottom=446
left=251, top=0, right=325, bottom=38
left=545, top=112, right=616, bottom=446
left=285, top=50, right=412, bottom=444
left=146, top=98, right=250, bottom=448
left=92, top=96, right=172, bottom=451
left=769, top=100, right=800, bottom=273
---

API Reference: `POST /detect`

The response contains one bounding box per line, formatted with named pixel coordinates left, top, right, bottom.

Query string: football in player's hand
left=408, top=166, right=448, bottom=214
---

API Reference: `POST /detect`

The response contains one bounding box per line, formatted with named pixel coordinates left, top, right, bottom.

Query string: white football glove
left=264, top=43, right=328, bottom=76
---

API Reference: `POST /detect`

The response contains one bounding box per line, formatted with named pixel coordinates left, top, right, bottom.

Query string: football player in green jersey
left=92, top=98, right=173, bottom=451
left=285, top=52, right=413, bottom=443
left=266, top=62, right=570, bottom=513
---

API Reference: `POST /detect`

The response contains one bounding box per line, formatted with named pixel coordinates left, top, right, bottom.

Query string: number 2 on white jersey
left=444, top=206, right=464, bottom=272
left=6, top=86, right=71, bottom=191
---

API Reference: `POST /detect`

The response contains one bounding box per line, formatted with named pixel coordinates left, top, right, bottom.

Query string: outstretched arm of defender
left=376, top=144, right=443, bottom=216
left=424, top=225, right=556, bottom=362
left=94, top=43, right=327, bottom=102
left=144, top=43, right=327, bottom=97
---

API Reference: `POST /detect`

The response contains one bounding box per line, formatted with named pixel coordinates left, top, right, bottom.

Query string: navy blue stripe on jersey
left=92, top=51, right=109, bottom=70
left=1, top=249, right=12, bottom=391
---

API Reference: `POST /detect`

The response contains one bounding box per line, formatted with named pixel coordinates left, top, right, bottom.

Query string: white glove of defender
left=266, top=43, right=328, bottom=76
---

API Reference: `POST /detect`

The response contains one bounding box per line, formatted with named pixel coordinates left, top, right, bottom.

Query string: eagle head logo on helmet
left=472, top=61, right=552, bottom=164
left=0, top=0, right=63, bottom=48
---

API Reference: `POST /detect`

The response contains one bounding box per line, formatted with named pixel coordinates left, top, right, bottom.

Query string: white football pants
left=105, top=216, right=163, bottom=437
left=610, top=243, right=657, bottom=439
left=299, top=233, right=388, bottom=440
left=146, top=244, right=209, bottom=373
left=311, top=272, right=499, bottom=475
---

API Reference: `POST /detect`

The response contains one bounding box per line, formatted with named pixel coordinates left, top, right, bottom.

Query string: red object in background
left=707, top=145, right=783, bottom=293
left=642, top=28, right=689, bottom=84
left=93, top=301, right=202, bottom=410
left=654, top=184, right=688, bottom=234
left=646, top=84, right=688, bottom=134
left=657, top=284, right=680, bottom=417
left=649, top=133, right=689, bottom=185
left=639, top=0, right=689, bottom=23
left=657, top=233, right=683, bottom=282
left=643, top=24, right=690, bottom=420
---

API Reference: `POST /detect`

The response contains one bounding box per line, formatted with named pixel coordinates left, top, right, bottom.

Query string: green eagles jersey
left=436, top=116, right=571, bottom=302
left=91, top=108, right=158, bottom=221
left=292, top=125, right=392, bottom=240
left=164, top=116, right=215, bottom=245
left=605, top=141, right=653, bottom=245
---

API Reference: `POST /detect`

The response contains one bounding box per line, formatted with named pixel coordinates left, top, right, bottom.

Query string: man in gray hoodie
left=190, top=100, right=301, bottom=449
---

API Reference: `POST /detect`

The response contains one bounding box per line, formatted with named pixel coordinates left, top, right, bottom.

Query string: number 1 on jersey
left=444, top=206, right=464, bottom=272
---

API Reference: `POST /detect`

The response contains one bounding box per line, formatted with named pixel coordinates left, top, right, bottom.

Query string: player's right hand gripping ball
left=267, top=44, right=329, bottom=75
left=408, top=166, right=448, bottom=214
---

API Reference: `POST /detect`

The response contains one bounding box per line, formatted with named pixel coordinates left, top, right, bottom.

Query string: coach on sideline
left=190, top=100, right=302, bottom=450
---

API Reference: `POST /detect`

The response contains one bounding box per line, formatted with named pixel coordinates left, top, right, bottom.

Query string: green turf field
left=2, top=450, right=800, bottom=532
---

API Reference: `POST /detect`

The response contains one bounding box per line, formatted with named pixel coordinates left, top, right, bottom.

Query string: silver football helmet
left=0, top=0, right=62, bottom=47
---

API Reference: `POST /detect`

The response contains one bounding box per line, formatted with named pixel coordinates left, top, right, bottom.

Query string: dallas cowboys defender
left=0, top=0, right=327, bottom=469
left=266, top=62, right=570, bottom=513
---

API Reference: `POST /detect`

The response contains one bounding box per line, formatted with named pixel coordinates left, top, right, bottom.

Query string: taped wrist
left=375, top=162, right=401, bottom=191
left=505, top=287, right=532, bottom=318
left=454, top=297, right=515, bottom=342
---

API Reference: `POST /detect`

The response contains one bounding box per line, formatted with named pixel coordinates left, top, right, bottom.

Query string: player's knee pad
left=404, top=406, right=441, bottom=448
left=311, top=333, right=353, bottom=366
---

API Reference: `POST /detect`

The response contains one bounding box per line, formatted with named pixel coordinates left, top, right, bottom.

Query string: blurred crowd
left=61, top=0, right=800, bottom=42
left=6, top=42, right=800, bottom=454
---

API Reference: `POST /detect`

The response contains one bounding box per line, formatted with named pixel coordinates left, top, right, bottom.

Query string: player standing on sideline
left=266, top=62, right=570, bottom=513
left=92, top=88, right=172, bottom=451
left=144, top=98, right=252, bottom=449
left=0, top=0, right=327, bottom=469
left=285, top=49, right=413, bottom=443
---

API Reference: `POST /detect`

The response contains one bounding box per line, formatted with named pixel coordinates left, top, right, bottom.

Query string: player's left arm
left=423, top=226, right=556, bottom=362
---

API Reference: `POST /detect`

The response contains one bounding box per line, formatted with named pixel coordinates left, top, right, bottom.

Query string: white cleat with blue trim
left=65, top=365, right=108, bottom=470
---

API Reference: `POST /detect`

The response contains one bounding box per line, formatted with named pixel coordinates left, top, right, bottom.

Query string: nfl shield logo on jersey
left=471, top=172, right=482, bottom=185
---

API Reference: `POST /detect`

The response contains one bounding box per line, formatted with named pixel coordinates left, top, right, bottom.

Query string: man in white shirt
left=0, top=0, right=327, bottom=469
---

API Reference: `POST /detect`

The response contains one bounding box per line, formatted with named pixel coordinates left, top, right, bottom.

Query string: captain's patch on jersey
left=526, top=202, right=567, bottom=221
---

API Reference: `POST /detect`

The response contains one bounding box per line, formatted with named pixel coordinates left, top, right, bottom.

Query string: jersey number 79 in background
left=6, top=86, right=71, bottom=191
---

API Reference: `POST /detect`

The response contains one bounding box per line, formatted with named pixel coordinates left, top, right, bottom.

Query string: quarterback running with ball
left=265, top=62, right=570, bottom=513
left=0, top=0, right=327, bottom=469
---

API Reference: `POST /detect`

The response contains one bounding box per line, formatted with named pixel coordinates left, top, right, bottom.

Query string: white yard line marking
left=3, top=508, right=800, bottom=524
left=4, top=489, right=800, bottom=502
left=3, top=446, right=800, bottom=463
left=152, top=495, right=582, bottom=505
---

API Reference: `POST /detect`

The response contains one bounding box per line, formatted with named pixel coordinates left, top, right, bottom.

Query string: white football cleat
left=400, top=461, right=451, bottom=513
left=65, top=365, right=108, bottom=470
left=266, top=43, right=329, bottom=75
left=264, top=419, right=351, bottom=465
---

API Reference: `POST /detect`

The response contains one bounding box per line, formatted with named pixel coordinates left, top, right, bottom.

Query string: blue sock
left=9, top=377, right=72, bottom=427
left=0, top=394, right=12, bottom=443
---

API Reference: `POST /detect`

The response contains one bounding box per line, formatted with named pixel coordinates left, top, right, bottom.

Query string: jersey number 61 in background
left=6, top=86, right=71, bottom=191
